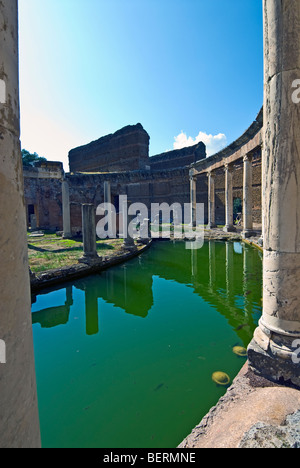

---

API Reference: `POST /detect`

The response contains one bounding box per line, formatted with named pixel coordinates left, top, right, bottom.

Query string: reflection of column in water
left=208, top=241, right=216, bottom=290
left=106, top=269, right=114, bottom=300
left=85, top=288, right=99, bottom=336
left=243, top=245, right=253, bottom=318
left=191, top=246, right=198, bottom=279
left=123, top=265, right=127, bottom=306
left=225, top=242, right=234, bottom=299
left=65, top=286, right=73, bottom=307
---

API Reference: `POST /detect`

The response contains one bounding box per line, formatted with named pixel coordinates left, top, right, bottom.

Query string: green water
left=31, top=240, right=262, bottom=448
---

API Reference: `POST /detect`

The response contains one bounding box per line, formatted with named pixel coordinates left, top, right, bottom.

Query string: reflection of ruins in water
left=32, top=241, right=262, bottom=347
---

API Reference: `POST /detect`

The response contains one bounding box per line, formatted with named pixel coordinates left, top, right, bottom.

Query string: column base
left=223, top=225, right=236, bottom=233
left=248, top=328, right=300, bottom=388
left=78, top=254, right=102, bottom=266
left=207, top=223, right=216, bottom=230
left=242, top=229, right=256, bottom=239
left=63, top=233, right=72, bottom=239
left=122, top=241, right=137, bottom=251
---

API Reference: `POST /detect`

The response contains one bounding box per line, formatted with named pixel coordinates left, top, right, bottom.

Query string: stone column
left=248, top=0, right=300, bottom=386
left=79, top=204, right=102, bottom=265
left=0, top=0, right=41, bottom=447
left=207, top=171, right=216, bottom=229
left=122, top=198, right=136, bottom=251
left=104, top=181, right=113, bottom=230
left=242, top=155, right=255, bottom=238
left=190, top=170, right=197, bottom=227
left=62, top=179, right=72, bottom=238
left=104, top=181, right=111, bottom=206
left=223, top=163, right=236, bottom=233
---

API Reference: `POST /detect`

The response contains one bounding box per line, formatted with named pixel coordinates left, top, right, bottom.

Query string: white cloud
left=173, top=130, right=227, bottom=157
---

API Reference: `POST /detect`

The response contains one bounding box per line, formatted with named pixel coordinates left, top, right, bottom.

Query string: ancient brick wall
left=68, top=123, right=150, bottom=173
left=23, top=152, right=261, bottom=233
left=23, top=112, right=262, bottom=233
left=24, top=175, right=63, bottom=230
left=149, top=142, right=206, bottom=171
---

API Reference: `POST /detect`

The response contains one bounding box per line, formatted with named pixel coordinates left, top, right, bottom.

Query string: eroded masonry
left=23, top=110, right=262, bottom=236
left=1, top=0, right=300, bottom=449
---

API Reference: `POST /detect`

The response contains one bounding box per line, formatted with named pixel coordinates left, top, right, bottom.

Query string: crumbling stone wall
left=68, top=123, right=150, bottom=173
left=149, top=142, right=206, bottom=171
left=23, top=115, right=262, bottom=233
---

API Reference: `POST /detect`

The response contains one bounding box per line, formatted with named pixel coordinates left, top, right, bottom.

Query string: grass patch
left=28, top=233, right=124, bottom=274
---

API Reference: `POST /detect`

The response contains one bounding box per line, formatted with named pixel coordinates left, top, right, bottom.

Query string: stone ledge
left=30, top=241, right=152, bottom=293
left=178, top=362, right=300, bottom=448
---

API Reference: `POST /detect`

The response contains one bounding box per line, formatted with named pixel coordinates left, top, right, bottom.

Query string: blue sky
left=19, top=0, right=263, bottom=171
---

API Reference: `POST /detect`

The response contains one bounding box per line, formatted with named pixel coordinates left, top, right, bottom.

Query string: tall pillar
left=103, top=181, right=112, bottom=228
left=122, top=198, right=136, bottom=251
left=242, top=155, right=255, bottom=238
left=207, top=171, right=216, bottom=229
left=0, top=0, right=41, bottom=447
left=79, top=204, right=102, bottom=265
left=223, top=163, right=236, bottom=233
left=190, top=171, right=197, bottom=227
left=62, top=179, right=71, bottom=238
left=104, top=181, right=111, bottom=206
left=248, top=0, right=300, bottom=386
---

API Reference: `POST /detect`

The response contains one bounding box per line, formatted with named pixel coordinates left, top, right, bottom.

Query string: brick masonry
left=23, top=112, right=262, bottom=232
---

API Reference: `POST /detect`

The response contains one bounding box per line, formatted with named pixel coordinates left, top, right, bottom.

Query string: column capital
left=224, top=162, right=234, bottom=173
left=207, top=170, right=215, bottom=179
left=243, top=154, right=253, bottom=163
left=189, top=168, right=198, bottom=180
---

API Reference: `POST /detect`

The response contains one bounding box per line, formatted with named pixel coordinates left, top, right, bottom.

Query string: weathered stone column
left=79, top=204, right=102, bottom=265
left=103, top=181, right=113, bottom=233
left=190, top=170, right=197, bottom=227
left=223, top=163, right=236, bottom=233
left=122, top=197, right=136, bottom=250
left=207, top=171, right=216, bottom=229
left=104, top=181, right=111, bottom=206
left=62, top=179, right=72, bottom=238
left=0, top=0, right=41, bottom=447
left=248, top=0, right=300, bottom=386
left=242, top=155, right=255, bottom=238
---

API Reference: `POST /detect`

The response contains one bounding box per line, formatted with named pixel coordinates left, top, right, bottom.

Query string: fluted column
left=248, top=0, right=300, bottom=386
left=242, top=155, right=255, bottom=238
left=0, top=0, right=41, bottom=447
left=223, top=163, right=236, bottom=233
left=62, top=179, right=72, bottom=238
left=207, top=171, right=216, bottom=229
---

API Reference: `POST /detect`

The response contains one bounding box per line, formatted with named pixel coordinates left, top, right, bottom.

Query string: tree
left=22, top=149, right=47, bottom=167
